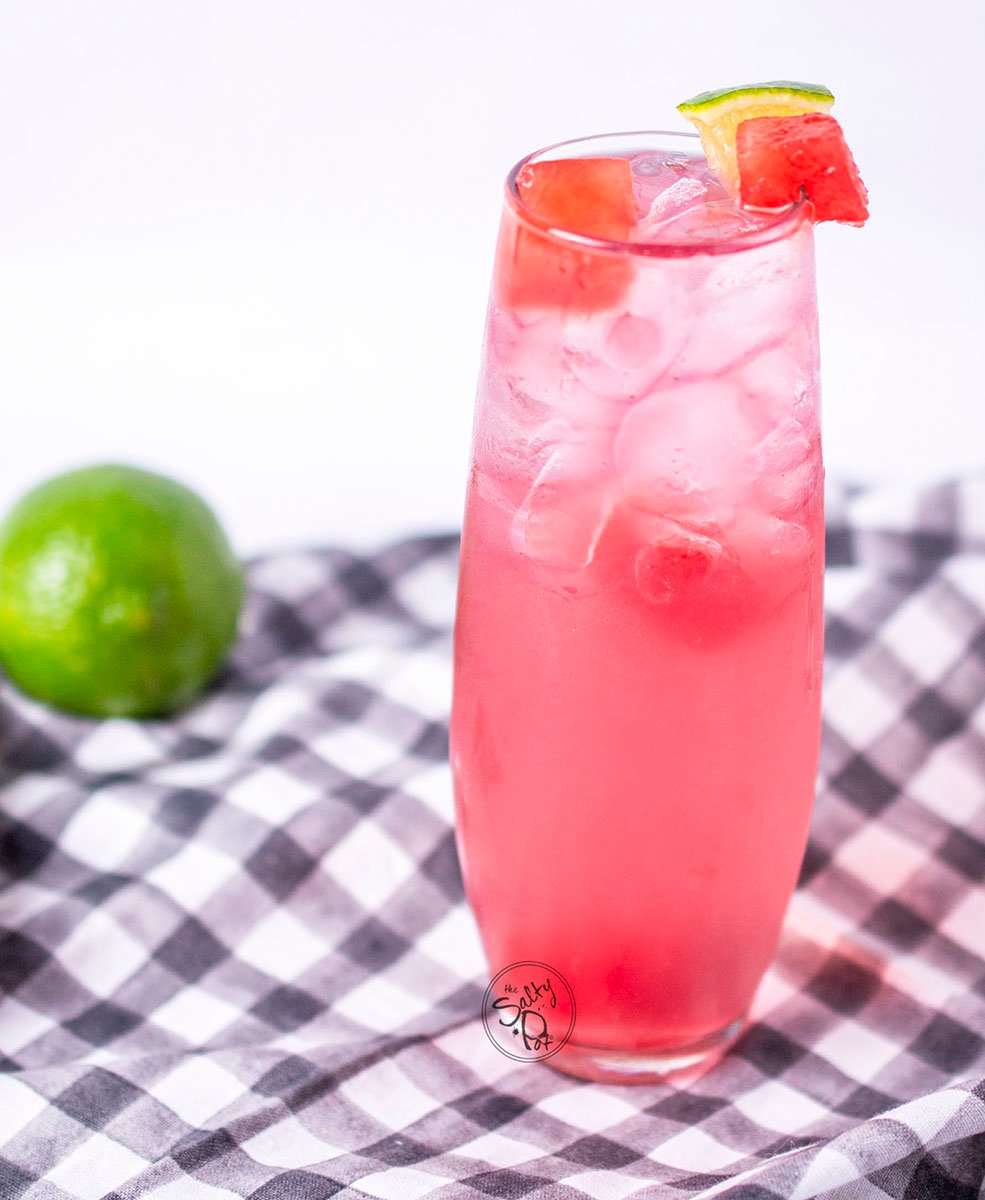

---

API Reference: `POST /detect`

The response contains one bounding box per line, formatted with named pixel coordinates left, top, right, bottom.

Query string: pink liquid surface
left=451, top=144, right=824, bottom=1068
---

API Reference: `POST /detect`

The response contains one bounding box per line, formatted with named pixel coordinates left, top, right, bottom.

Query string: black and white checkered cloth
left=2, top=479, right=985, bottom=1200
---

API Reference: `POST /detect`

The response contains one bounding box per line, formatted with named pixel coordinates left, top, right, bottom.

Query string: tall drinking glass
left=451, top=133, right=823, bottom=1083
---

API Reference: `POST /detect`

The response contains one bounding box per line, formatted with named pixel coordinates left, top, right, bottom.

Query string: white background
left=0, top=0, right=981, bottom=554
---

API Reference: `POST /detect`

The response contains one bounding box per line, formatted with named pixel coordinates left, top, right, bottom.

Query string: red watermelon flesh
left=516, top=157, right=637, bottom=240
left=736, top=113, right=869, bottom=225
left=496, top=157, right=637, bottom=313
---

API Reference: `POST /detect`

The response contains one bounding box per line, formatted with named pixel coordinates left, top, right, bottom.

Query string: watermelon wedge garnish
left=496, top=157, right=636, bottom=313
left=678, top=80, right=869, bottom=226
left=737, top=113, right=869, bottom=224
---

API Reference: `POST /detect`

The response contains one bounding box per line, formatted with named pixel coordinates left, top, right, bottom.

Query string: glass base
left=547, top=1016, right=746, bottom=1085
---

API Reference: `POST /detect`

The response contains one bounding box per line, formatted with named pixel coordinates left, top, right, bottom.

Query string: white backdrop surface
left=0, top=0, right=981, bottom=553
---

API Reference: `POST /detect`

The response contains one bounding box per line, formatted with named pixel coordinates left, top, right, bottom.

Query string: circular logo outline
left=481, top=960, right=576, bottom=1062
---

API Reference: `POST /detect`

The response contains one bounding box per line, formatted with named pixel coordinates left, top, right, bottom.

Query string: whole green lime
left=0, top=464, right=244, bottom=718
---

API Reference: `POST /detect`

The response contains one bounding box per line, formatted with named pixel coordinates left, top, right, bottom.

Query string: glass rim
left=505, top=130, right=811, bottom=258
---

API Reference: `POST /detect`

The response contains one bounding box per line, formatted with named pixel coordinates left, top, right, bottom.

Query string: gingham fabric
left=2, top=480, right=985, bottom=1200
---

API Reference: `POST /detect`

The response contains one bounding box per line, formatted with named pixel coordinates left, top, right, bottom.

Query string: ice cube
left=752, top=418, right=822, bottom=517
left=483, top=305, right=621, bottom=449
left=474, top=374, right=554, bottom=473
left=527, top=414, right=576, bottom=459
left=729, top=510, right=814, bottom=608
left=485, top=305, right=566, bottom=408
left=563, top=311, right=681, bottom=402
left=632, top=151, right=691, bottom=175
left=637, top=177, right=708, bottom=237
left=672, top=231, right=814, bottom=376
left=675, top=199, right=779, bottom=243
left=739, top=340, right=819, bottom=437
left=765, top=516, right=811, bottom=565
left=614, top=378, right=753, bottom=518
left=511, top=436, right=614, bottom=573
left=630, top=151, right=696, bottom=213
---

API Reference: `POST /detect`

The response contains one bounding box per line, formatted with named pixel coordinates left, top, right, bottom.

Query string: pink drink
left=451, top=133, right=823, bottom=1082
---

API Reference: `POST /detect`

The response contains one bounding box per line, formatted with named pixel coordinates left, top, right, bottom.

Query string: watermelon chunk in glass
left=736, top=113, right=869, bottom=225
left=516, top=157, right=638, bottom=240
left=496, top=157, right=637, bottom=313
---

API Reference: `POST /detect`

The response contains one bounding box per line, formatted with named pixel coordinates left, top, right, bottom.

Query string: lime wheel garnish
left=678, top=81, right=835, bottom=194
